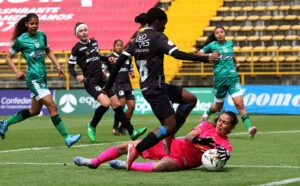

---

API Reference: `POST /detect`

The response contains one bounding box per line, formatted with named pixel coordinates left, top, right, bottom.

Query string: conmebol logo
left=228, top=93, right=300, bottom=107
left=59, top=94, right=77, bottom=113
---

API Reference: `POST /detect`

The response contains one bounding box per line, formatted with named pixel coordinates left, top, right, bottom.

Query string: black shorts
left=144, top=93, right=175, bottom=122
left=166, top=84, right=183, bottom=104
left=84, top=77, right=115, bottom=99
left=114, top=83, right=135, bottom=100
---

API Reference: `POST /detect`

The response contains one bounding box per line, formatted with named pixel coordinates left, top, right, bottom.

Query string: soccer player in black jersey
left=104, top=7, right=220, bottom=169
left=102, top=39, right=136, bottom=135
left=68, top=23, right=147, bottom=142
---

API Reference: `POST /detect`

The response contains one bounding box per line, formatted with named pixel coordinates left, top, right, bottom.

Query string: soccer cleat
left=127, top=143, right=139, bottom=170
left=0, top=120, right=8, bottom=139
left=73, top=157, right=97, bottom=169
left=65, top=134, right=81, bottom=147
left=112, top=128, right=122, bottom=136
left=248, top=126, right=257, bottom=138
left=110, top=160, right=127, bottom=170
left=130, top=127, right=147, bottom=140
left=86, top=123, right=96, bottom=142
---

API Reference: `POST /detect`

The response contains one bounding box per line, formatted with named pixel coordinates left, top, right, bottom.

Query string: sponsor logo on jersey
left=136, top=34, right=149, bottom=48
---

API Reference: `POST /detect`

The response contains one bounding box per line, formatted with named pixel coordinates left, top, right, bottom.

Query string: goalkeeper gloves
left=216, top=144, right=230, bottom=161
left=192, top=137, right=214, bottom=148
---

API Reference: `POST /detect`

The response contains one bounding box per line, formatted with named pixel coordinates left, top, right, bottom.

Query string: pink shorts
left=141, top=139, right=203, bottom=170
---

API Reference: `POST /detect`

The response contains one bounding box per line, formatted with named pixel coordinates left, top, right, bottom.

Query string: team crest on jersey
left=34, top=40, right=40, bottom=48
left=223, top=46, right=228, bottom=53
left=95, top=86, right=102, bottom=91
left=136, top=34, right=149, bottom=48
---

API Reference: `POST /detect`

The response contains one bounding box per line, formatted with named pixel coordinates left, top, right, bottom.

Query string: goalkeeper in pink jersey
left=73, top=111, right=238, bottom=172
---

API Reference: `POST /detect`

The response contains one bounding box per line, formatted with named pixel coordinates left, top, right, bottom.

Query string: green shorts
left=27, top=78, right=50, bottom=101
left=213, top=76, right=243, bottom=102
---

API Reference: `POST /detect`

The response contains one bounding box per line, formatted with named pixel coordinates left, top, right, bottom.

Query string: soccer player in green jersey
left=198, top=26, right=257, bottom=138
left=0, top=13, right=81, bottom=147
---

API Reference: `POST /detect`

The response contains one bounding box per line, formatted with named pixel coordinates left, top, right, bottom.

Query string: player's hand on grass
left=216, top=144, right=230, bottom=161
left=192, top=137, right=214, bottom=148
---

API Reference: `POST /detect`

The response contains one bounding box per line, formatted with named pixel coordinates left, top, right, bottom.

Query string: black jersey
left=124, top=27, right=178, bottom=96
left=102, top=52, right=134, bottom=84
left=68, top=39, right=105, bottom=79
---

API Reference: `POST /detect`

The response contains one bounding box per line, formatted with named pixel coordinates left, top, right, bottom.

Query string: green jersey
left=201, top=40, right=238, bottom=78
left=10, top=30, right=48, bottom=81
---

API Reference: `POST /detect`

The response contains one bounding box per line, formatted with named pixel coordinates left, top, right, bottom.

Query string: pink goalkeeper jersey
left=168, top=121, right=232, bottom=169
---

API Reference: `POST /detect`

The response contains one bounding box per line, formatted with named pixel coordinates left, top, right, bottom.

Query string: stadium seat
left=285, top=35, right=297, bottom=41
left=286, top=14, right=297, bottom=19
left=285, top=56, right=298, bottom=62
left=254, top=6, right=266, bottom=12
left=242, top=6, right=254, bottom=13
left=261, top=15, right=272, bottom=21
left=272, top=15, right=284, bottom=20
left=241, top=25, right=254, bottom=33
left=246, top=56, right=259, bottom=62
left=266, top=46, right=279, bottom=51
left=259, top=56, right=272, bottom=62
left=235, top=56, right=247, bottom=63
left=278, top=25, right=291, bottom=31
left=267, top=5, right=278, bottom=12
left=233, top=46, right=241, bottom=52
left=272, top=35, right=285, bottom=42
left=291, top=5, right=300, bottom=10
left=223, top=16, right=235, bottom=22
left=230, top=6, right=242, bottom=12
left=235, top=16, right=247, bottom=21
left=272, top=56, right=285, bottom=62
left=259, top=35, right=272, bottom=41
left=211, top=16, right=223, bottom=22
left=240, top=46, right=253, bottom=52
left=253, top=46, right=266, bottom=52
left=278, top=5, right=290, bottom=11
left=279, top=45, right=291, bottom=51
left=226, top=36, right=234, bottom=41
left=235, top=36, right=247, bottom=41
left=204, top=26, right=215, bottom=32
left=248, top=15, right=260, bottom=21
left=248, top=35, right=259, bottom=41
left=229, top=26, right=241, bottom=32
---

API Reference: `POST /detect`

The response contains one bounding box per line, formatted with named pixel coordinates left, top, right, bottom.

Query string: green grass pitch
left=0, top=114, right=299, bottom=186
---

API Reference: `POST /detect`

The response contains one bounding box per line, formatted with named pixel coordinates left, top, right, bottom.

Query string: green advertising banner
left=54, top=88, right=214, bottom=115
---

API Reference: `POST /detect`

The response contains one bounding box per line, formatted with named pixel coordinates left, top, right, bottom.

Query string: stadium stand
left=176, top=0, right=300, bottom=86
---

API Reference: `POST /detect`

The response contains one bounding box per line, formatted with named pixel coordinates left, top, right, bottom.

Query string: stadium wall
left=1, top=86, right=300, bottom=116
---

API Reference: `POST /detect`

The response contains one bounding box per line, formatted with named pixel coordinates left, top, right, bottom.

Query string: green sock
left=6, top=109, right=32, bottom=126
left=241, top=114, right=252, bottom=131
left=206, top=108, right=213, bottom=116
left=51, top=115, right=68, bottom=139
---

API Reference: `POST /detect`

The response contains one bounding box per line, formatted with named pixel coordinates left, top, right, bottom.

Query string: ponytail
left=135, top=7, right=167, bottom=26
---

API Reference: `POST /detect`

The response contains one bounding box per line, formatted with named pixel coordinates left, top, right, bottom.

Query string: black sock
left=136, top=132, right=161, bottom=153
left=113, top=106, right=133, bottom=135
left=174, top=114, right=186, bottom=133
left=113, top=113, right=120, bottom=129
left=90, top=106, right=109, bottom=128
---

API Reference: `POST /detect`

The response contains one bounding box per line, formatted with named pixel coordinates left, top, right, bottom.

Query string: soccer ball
left=202, top=149, right=226, bottom=171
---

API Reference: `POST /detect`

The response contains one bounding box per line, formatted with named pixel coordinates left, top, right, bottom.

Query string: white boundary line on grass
left=0, top=162, right=300, bottom=170
left=253, top=177, right=300, bottom=186
left=0, top=129, right=300, bottom=154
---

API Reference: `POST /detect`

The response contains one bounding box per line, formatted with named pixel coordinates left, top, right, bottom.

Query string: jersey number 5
left=137, top=60, right=148, bottom=82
